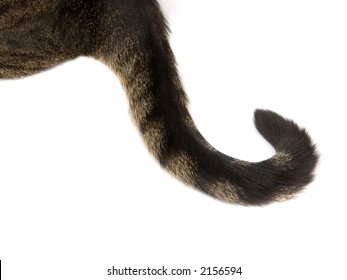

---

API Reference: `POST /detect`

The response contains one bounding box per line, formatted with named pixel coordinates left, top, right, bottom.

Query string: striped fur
left=0, top=0, right=318, bottom=205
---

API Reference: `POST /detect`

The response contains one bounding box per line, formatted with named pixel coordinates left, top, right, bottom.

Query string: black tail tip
left=254, top=109, right=314, bottom=151
left=253, top=108, right=319, bottom=186
left=253, top=109, right=292, bottom=143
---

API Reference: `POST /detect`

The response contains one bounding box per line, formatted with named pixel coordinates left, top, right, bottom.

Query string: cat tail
left=93, top=1, right=318, bottom=205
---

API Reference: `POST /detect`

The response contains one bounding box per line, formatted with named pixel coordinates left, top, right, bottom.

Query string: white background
left=0, top=0, right=346, bottom=279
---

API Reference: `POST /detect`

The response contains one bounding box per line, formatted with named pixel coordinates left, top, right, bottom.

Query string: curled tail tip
left=253, top=109, right=297, bottom=145
left=254, top=108, right=317, bottom=152
left=190, top=109, right=319, bottom=206
left=160, top=109, right=319, bottom=206
left=253, top=108, right=319, bottom=186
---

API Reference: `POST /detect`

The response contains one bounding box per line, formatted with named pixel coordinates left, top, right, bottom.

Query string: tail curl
left=94, top=1, right=318, bottom=205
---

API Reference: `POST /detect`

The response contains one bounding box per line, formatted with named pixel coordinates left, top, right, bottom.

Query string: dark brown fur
left=0, top=0, right=318, bottom=205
